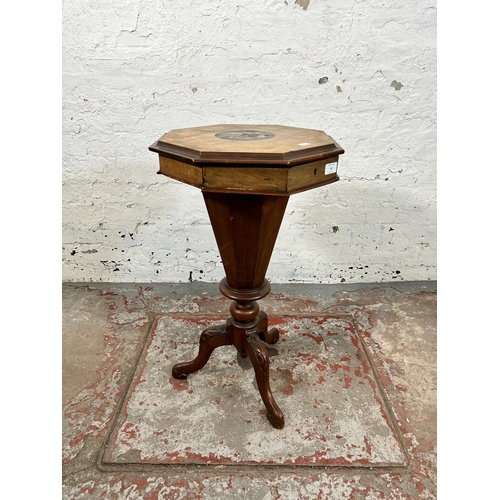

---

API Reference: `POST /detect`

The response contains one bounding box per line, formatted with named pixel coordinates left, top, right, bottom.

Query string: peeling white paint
left=62, top=0, right=436, bottom=284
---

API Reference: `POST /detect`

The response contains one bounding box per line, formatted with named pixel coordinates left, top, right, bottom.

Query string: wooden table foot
left=172, top=320, right=232, bottom=379
left=256, top=311, right=280, bottom=345
left=245, top=329, right=285, bottom=429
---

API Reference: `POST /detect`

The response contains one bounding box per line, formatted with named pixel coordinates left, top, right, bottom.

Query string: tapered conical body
left=203, top=192, right=289, bottom=291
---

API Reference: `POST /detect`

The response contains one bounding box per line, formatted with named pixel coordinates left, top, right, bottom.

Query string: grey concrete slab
left=62, top=281, right=437, bottom=499
left=102, top=315, right=406, bottom=468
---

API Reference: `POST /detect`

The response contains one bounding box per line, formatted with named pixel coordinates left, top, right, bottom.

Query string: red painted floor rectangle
left=102, top=315, right=407, bottom=467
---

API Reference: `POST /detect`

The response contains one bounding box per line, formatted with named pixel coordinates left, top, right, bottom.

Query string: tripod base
left=172, top=309, right=284, bottom=429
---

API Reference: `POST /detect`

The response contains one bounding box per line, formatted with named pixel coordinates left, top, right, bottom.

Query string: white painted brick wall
left=62, top=0, right=436, bottom=284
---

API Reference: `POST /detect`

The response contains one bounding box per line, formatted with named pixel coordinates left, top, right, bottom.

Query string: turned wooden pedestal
left=149, top=124, right=344, bottom=429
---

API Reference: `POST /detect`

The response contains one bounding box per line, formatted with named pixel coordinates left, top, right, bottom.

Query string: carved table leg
left=172, top=320, right=232, bottom=379
left=256, top=311, right=280, bottom=345
left=245, top=329, right=285, bottom=429
left=236, top=348, right=248, bottom=358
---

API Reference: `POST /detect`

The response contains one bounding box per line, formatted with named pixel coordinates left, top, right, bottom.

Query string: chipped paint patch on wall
left=62, top=0, right=436, bottom=283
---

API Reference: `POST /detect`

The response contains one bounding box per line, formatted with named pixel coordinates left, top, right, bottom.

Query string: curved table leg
left=172, top=321, right=232, bottom=379
left=245, top=330, right=285, bottom=429
left=256, top=311, right=280, bottom=345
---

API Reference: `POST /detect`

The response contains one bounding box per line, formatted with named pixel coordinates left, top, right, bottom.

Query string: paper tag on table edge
left=325, top=161, right=338, bottom=175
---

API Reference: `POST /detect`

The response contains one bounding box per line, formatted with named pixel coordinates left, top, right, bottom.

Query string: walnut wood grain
left=158, top=156, right=203, bottom=188
left=287, top=156, right=339, bottom=194
left=172, top=308, right=285, bottom=428
left=149, top=124, right=344, bottom=166
left=202, top=192, right=289, bottom=290
left=150, top=124, right=344, bottom=429
left=203, top=166, right=288, bottom=193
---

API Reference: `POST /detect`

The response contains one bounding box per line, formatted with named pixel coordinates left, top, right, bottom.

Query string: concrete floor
left=62, top=281, right=436, bottom=499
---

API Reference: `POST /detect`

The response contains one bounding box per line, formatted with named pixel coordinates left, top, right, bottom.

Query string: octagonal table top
left=149, top=124, right=344, bottom=195
left=149, top=124, right=344, bottom=167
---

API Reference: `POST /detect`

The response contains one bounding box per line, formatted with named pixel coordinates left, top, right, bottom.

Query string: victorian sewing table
left=149, top=124, right=344, bottom=429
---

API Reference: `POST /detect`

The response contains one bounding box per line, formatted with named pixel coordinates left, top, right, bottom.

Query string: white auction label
left=325, top=161, right=338, bottom=175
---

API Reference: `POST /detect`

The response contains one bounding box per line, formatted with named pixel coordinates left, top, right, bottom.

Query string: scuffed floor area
left=62, top=281, right=436, bottom=499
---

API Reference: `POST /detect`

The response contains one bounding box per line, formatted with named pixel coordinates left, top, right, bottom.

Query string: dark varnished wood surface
left=172, top=191, right=289, bottom=428
left=172, top=311, right=285, bottom=429
left=149, top=124, right=344, bottom=166
left=158, top=154, right=340, bottom=195
left=203, top=192, right=289, bottom=290
left=150, top=124, right=344, bottom=429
